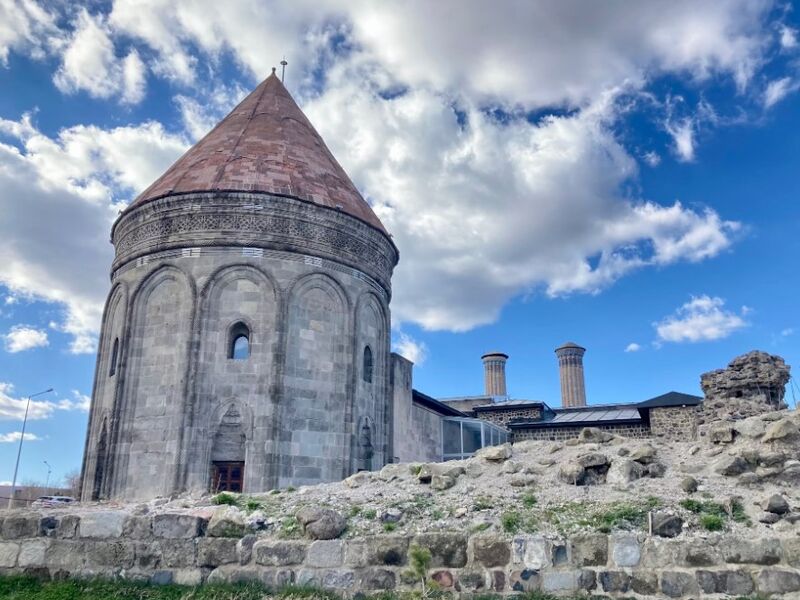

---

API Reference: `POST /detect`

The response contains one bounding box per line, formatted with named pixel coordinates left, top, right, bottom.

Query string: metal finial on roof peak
left=271, top=67, right=276, bottom=75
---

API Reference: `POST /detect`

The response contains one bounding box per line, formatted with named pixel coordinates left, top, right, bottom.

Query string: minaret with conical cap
left=556, top=342, right=587, bottom=408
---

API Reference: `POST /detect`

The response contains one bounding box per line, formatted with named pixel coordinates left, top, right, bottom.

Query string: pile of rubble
left=44, top=407, right=800, bottom=545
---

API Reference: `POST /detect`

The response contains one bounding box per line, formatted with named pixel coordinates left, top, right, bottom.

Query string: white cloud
left=3, top=325, right=48, bottom=353
left=0, top=114, right=187, bottom=352
left=781, top=328, right=794, bottom=337
left=392, top=332, right=428, bottom=365
left=665, top=118, right=696, bottom=162
left=0, top=431, right=41, bottom=443
left=53, top=9, right=147, bottom=104
left=763, top=76, right=800, bottom=108
left=642, top=151, right=661, bottom=167
left=654, top=295, right=748, bottom=343
left=625, top=343, right=642, bottom=353
left=306, top=64, right=739, bottom=330
left=779, top=25, right=798, bottom=50
left=0, top=383, right=89, bottom=421
left=0, top=0, right=64, bottom=65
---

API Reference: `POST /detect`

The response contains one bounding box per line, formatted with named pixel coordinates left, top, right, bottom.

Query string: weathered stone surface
left=651, top=512, right=683, bottom=538
left=1, top=516, right=41, bottom=540
left=570, top=533, right=607, bottom=566
left=680, top=476, right=698, bottom=493
left=455, top=571, right=485, bottom=591
left=762, top=494, right=790, bottom=514
left=512, top=536, right=548, bottom=569
left=558, top=461, right=584, bottom=484
left=78, top=512, right=127, bottom=539
left=599, top=570, right=631, bottom=592
left=413, top=533, right=468, bottom=567
left=577, top=452, right=609, bottom=468
left=759, top=511, right=781, bottom=524
left=509, top=569, right=540, bottom=592
left=709, top=423, right=736, bottom=443
left=661, top=570, right=698, bottom=597
left=578, top=427, right=613, bottom=443
left=344, top=472, right=371, bottom=488
left=606, top=459, right=647, bottom=485
left=680, top=541, right=720, bottom=566
left=160, top=540, right=197, bottom=568
left=207, top=507, right=246, bottom=538
left=85, top=539, right=135, bottom=568
left=253, top=541, right=306, bottom=566
left=0, top=542, right=20, bottom=567
left=630, top=571, right=658, bottom=595
left=358, top=568, right=395, bottom=590
left=430, top=474, right=456, bottom=491
left=714, top=455, right=750, bottom=476
left=17, top=540, right=47, bottom=568
left=197, top=538, right=238, bottom=567
left=472, top=536, right=510, bottom=567
left=762, top=418, right=800, bottom=443
left=720, top=537, right=782, bottom=564
left=611, top=535, right=640, bottom=567
left=696, top=569, right=754, bottom=595
left=756, top=568, right=800, bottom=593
left=509, top=474, right=536, bottom=487
left=152, top=514, right=206, bottom=539
left=305, top=540, right=343, bottom=568
left=431, top=570, right=454, bottom=588
left=646, top=461, right=667, bottom=478
left=345, top=536, right=408, bottom=567
left=631, top=444, right=657, bottom=463
left=541, top=570, right=579, bottom=593
left=295, top=507, right=345, bottom=540
left=477, top=443, right=512, bottom=462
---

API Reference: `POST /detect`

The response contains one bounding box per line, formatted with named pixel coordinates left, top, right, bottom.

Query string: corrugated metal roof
left=549, top=407, right=641, bottom=423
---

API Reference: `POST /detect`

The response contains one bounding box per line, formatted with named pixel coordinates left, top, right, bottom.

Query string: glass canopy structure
left=441, top=417, right=510, bottom=461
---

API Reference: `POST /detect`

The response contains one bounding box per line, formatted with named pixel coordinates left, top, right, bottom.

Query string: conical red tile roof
left=132, top=70, right=387, bottom=233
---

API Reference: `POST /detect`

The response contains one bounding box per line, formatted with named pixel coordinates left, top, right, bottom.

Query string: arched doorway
left=210, top=405, right=246, bottom=492
left=92, top=422, right=108, bottom=501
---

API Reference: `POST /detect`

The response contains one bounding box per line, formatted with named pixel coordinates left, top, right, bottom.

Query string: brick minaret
left=556, top=342, right=586, bottom=408
left=481, top=352, right=509, bottom=397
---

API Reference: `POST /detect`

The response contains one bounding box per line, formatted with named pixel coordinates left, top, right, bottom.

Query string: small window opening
left=363, top=346, right=373, bottom=383
left=109, top=338, right=119, bottom=377
left=228, top=322, right=250, bottom=360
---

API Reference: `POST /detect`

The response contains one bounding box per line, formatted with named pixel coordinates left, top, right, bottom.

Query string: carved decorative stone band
left=112, top=192, right=399, bottom=295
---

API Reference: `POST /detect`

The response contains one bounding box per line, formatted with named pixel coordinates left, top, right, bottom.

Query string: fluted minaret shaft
left=555, top=343, right=587, bottom=408
left=481, top=352, right=509, bottom=397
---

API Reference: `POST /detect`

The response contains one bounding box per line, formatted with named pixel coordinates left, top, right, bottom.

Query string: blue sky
left=0, top=0, right=798, bottom=486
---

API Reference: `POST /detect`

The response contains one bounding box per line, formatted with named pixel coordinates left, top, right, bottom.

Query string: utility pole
left=7, top=388, right=53, bottom=509
left=43, top=461, right=52, bottom=494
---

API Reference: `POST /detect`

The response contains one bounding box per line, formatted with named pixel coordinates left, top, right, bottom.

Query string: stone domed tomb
left=80, top=71, right=398, bottom=501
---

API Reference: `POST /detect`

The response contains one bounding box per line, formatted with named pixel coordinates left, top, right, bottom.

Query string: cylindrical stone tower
left=555, top=342, right=586, bottom=408
left=80, top=70, right=398, bottom=501
left=481, top=352, right=509, bottom=397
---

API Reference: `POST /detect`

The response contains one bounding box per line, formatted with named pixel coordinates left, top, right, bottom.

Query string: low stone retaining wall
left=2, top=510, right=800, bottom=597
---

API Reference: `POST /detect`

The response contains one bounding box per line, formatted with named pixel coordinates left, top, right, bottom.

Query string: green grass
left=0, top=577, right=618, bottom=600
left=362, top=508, right=377, bottom=519
left=383, top=522, right=397, bottom=532
left=700, top=514, right=725, bottom=531
left=521, top=493, right=537, bottom=509
left=211, top=492, right=239, bottom=506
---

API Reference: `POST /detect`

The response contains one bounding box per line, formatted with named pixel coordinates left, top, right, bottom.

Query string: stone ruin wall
left=699, top=351, right=792, bottom=434
left=477, top=406, right=542, bottom=427
left=649, top=407, right=699, bottom=442
left=3, top=511, right=800, bottom=597
left=512, top=422, right=650, bottom=442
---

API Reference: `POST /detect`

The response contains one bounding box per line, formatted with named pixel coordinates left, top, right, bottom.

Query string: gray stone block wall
left=4, top=510, right=800, bottom=598
left=650, top=406, right=699, bottom=441
left=81, top=193, right=397, bottom=501
left=513, top=423, right=651, bottom=442
left=390, top=354, right=442, bottom=464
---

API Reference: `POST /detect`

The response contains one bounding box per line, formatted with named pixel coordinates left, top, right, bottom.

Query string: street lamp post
left=43, top=461, right=52, bottom=495
left=7, top=388, right=53, bottom=509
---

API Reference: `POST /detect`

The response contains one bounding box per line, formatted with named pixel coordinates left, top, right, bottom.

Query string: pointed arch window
left=109, top=338, right=119, bottom=377
left=228, top=322, right=250, bottom=360
left=363, top=345, right=373, bottom=383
